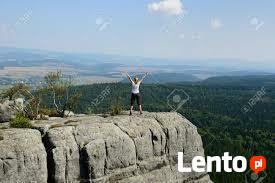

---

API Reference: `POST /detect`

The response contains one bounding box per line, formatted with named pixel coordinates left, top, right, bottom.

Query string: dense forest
left=58, top=79, right=275, bottom=183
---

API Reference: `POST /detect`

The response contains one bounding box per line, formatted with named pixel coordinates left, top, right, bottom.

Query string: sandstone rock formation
left=0, top=129, right=47, bottom=183
left=0, top=112, right=212, bottom=183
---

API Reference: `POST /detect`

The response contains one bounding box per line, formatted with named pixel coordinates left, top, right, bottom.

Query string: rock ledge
left=0, top=112, right=212, bottom=183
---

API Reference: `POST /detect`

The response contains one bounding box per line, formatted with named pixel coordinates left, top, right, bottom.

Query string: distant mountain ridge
left=121, top=72, right=200, bottom=84
left=201, top=74, right=275, bottom=87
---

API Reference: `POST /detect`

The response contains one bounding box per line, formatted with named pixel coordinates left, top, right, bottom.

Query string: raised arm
left=123, top=72, right=133, bottom=83
left=139, top=72, right=148, bottom=83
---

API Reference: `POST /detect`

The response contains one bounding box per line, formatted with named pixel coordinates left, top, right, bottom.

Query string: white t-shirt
left=131, top=81, right=140, bottom=94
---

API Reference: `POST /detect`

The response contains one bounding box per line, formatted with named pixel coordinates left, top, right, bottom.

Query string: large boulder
left=0, top=98, right=24, bottom=123
left=42, top=112, right=212, bottom=183
left=0, top=129, right=47, bottom=183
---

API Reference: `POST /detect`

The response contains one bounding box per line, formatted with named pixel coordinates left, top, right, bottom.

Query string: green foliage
left=24, top=96, right=41, bottom=120
left=110, top=105, right=122, bottom=116
left=110, top=96, right=123, bottom=116
left=1, top=83, right=30, bottom=100
left=43, top=71, right=81, bottom=117
left=0, top=83, right=42, bottom=120
left=0, top=71, right=81, bottom=119
left=10, top=114, right=32, bottom=128
left=39, top=108, right=59, bottom=117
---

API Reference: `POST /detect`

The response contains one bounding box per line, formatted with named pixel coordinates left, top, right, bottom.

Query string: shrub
left=10, top=114, right=32, bottom=128
left=110, top=96, right=123, bottom=116
left=0, top=135, right=3, bottom=141
left=110, top=105, right=122, bottom=116
left=1, top=83, right=29, bottom=100
left=44, top=71, right=81, bottom=117
left=39, top=108, right=59, bottom=117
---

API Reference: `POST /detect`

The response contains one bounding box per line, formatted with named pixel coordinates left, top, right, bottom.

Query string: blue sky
left=0, top=0, right=274, bottom=62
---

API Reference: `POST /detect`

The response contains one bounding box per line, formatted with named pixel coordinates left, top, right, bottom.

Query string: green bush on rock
left=10, top=114, right=33, bottom=128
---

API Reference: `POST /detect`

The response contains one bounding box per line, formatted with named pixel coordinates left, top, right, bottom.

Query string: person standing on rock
left=123, top=72, right=148, bottom=115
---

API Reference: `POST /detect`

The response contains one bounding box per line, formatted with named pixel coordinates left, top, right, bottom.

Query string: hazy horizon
left=1, top=46, right=275, bottom=72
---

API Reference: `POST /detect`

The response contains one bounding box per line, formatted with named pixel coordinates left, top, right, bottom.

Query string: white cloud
left=148, top=0, right=184, bottom=16
left=210, top=18, right=223, bottom=30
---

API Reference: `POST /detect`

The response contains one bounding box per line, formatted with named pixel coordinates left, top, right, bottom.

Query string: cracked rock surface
left=0, top=129, right=47, bottom=183
left=0, top=112, right=212, bottom=183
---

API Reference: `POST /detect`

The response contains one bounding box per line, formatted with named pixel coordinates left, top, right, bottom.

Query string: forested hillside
left=61, top=81, right=275, bottom=183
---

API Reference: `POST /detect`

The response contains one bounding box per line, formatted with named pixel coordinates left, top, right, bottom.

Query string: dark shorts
left=131, top=93, right=141, bottom=106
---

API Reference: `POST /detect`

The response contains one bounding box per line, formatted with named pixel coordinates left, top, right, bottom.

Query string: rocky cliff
left=0, top=112, right=212, bottom=183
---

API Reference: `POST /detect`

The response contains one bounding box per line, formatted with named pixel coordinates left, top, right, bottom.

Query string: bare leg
left=139, top=105, right=143, bottom=114
left=130, top=106, right=134, bottom=115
